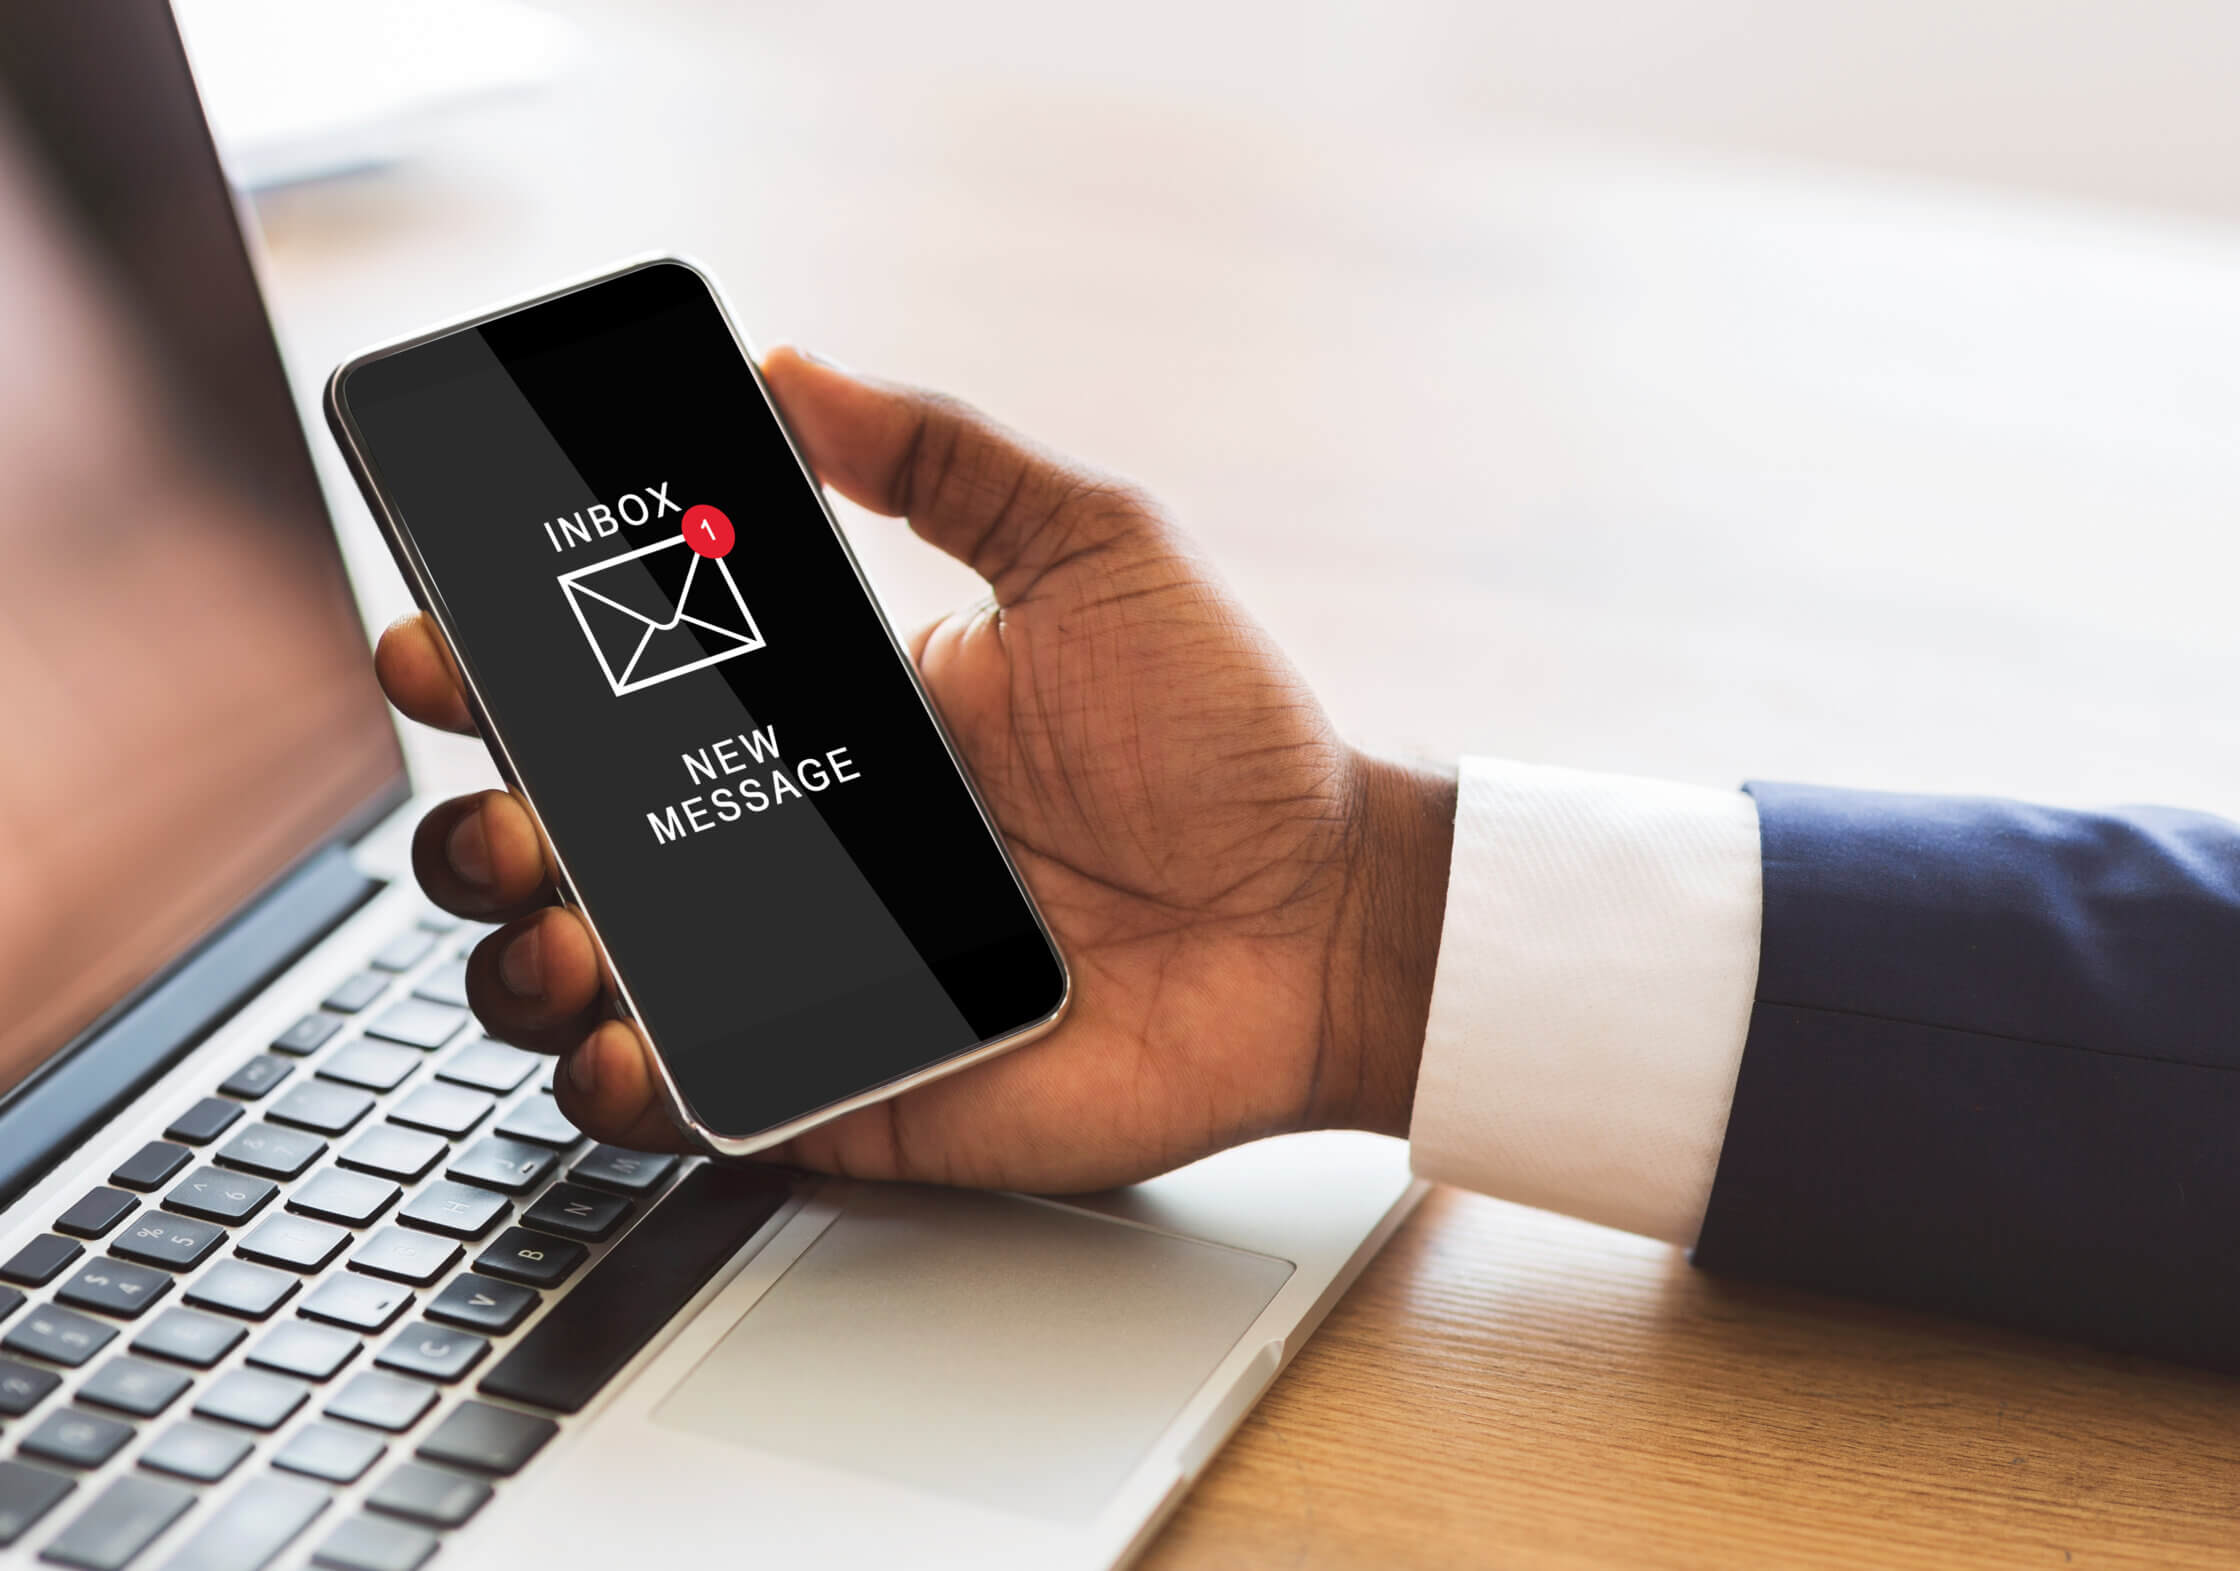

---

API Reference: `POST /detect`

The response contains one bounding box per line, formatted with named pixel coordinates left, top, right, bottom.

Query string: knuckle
left=897, top=392, right=979, bottom=515
left=926, top=427, right=1019, bottom=529
left=1038, top=474, right=1165, bottom=562
left=1081, top=477, right=1161, bottom=526
left=1070, top=480, right=1166, bottom=554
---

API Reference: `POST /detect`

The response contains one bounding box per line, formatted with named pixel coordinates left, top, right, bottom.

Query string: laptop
left=0, top=7, right=1423, bottom=1569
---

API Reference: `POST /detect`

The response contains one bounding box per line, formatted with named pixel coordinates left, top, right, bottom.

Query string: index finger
left=374, top=612, right=478, bottom=736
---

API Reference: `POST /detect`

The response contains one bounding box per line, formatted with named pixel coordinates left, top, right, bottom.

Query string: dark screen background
left=340, top=263, right=1062, bottom=1138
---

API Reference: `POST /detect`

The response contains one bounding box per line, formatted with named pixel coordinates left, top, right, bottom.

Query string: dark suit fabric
left=1694, top=783, right=2240, bottom=1369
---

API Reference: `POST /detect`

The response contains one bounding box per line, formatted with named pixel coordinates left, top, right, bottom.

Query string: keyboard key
left=521, top=1182, right=629, bottom=1242
left=166, top=1166, right=276, bottom=1225
left=324, top=1371, right=437, bottom=1433
left=0, top=1458, right=74, bottom=1546
left=388, top=1084, right=492, bottom=1138
left=291, top=1171, right=400, bottom=1229
left=111, top=1212, right=225, bottom=1271
left=108, top=1142, right=192, bottom=1193
left=365, top=1461, right=490, bottom=1528
left=314, top=1514, right=438, bottom=1571
left=219, top=1054, right=294, bottom=1100
left=193, top=1367, right=308, bottom=1430
left=319, top=1042, right=422, bottom=1094
left=337, top=1126, right=447, bottom=1182
left=299, top=1275, right=414, bottom=1334
left=238, top=1215, right=350, bottom=1273
left=370, top=929, right=437, bottom=973
left=0, top=1283, right=19, bottom=1322
left=132, top=1309, right=245, bottom=1368
left=365, top=1000, right=469, bottom=1051
left=77, top=1356, right=190, bottom=1418
left=324, top=972, right=389, bottom=1014
left=269, top=1081, right=376, bottom=1136
left=54, top=1187, right=137, bottom=1239
left=137, top=1420, right=253, bottom=1483
left=426, top=1274, right=536, bottom=1335
left=397, top=1180, right=506, bottom=1240
left=349, top=1229, right=459, bottom=1287
left=0, top=1355, right=61, bottom=1415
left=570, top=1145, right=679, bottom=1196
left=447, top=1136, right=556, bottom=1195
left=483, top=1163, right=789, bottom=1413
left=410, top=959, right=470, bottom=1009
left=249, top=1321, right=362, bottom=1381
left=375, top=1321, right=488, bottom=1383
left=182, top=1261, right=296, bottom=1320
left=0, top=1232, right=82, bottom=1286
left=37, top=1474, right=192, bottom=1570
left=275, top=1421, right=386, bottom=1485
left=493, top=1093, right=579, bottom=1149
left=272, top=1011, right=346, bottom=1056
left=218, top=1122, right=327, bottom=1180
left=472, top=1228, right=585, bottom=1289
left=157, top=1473, right=328, bottom=1571
left=414, top=1399, right=555, bottom=1475
left=2, top=1304, right=115, bottom=1366
left=164, top=1097, right=244, bottom=1146
left=21, top=1407, right=135, bottom=1468
left=435, top=1039, right=536, bottom=1094
left=55, top=1259, right=172, bottom=1319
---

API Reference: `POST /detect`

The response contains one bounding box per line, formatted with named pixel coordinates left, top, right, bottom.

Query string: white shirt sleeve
left=1407, top=757, right=1763, bottom=1246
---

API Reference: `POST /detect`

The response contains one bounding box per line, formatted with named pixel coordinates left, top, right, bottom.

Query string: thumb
left=761, top=346, right=1150, bottom=602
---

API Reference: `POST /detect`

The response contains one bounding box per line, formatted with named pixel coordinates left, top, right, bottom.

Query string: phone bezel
left=324, top=255, right=1071, bottom=1155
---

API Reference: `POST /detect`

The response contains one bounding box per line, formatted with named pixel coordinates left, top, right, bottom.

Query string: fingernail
left=499, top=925, right=543, bottom=1000
left=568, top=1039, right=601, bottom=1099
left=447, top=810, right=492, bottom=887
left=794, top=345, right=854, bottom=375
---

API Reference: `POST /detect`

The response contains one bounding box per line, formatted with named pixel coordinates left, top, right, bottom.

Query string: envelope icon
left=558, top=535, right=766, bottom=696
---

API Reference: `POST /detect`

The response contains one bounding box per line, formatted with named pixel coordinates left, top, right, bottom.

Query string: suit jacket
left=1695, top=784, right=2240, bottom=1368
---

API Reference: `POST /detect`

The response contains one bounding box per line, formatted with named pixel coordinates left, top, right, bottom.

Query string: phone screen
left=334, top=262, right=1065, bottom=1141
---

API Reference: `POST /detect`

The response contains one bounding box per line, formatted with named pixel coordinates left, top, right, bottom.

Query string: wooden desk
left=1150, top=1189, right=2240, bottom=1569
left=252, top=8, right=2240, bottom=1563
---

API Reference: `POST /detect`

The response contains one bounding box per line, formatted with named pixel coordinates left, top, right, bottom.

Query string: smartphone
left=326, top=258, right=1068, bottom=1154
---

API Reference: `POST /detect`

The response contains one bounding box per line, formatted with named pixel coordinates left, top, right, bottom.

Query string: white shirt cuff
left=1408, top=757, right=1763, bottom=1245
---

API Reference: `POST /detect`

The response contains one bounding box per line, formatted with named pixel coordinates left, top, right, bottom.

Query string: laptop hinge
left=0, top=844, right=382, bottom=1211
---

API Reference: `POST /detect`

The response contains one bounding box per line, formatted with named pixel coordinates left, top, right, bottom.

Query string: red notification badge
left=682, top=504, right=735, bottom=558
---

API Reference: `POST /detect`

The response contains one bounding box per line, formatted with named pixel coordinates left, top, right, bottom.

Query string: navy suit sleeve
left=1693, top=782, right=2240, bottom=1369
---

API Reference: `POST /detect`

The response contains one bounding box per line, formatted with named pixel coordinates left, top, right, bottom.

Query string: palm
left=777, top=499, right=1360, bottom=1191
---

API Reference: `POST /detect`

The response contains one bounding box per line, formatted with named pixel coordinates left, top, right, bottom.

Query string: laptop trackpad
left=650, top=1183, right=1294, bottom=1524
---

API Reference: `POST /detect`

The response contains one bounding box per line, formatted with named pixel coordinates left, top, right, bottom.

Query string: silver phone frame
left=324, top=255, right=1071, bottom=1157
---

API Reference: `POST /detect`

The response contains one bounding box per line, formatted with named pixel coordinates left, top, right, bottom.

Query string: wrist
left=1310, top=753, right=1457, bottom=1138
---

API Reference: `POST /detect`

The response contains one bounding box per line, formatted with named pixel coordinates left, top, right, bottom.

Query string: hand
left=376, top=349, right=1454, bottom=1191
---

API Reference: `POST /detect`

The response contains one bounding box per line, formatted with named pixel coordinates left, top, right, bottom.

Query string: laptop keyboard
left=0, top=913, right=795, bottom=1569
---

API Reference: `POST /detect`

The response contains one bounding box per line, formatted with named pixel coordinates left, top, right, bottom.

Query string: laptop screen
left=0, top=7, right=405, bottom=1100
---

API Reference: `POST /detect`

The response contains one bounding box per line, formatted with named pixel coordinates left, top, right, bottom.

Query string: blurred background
left=178, top=0, right=2240, bottom=813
